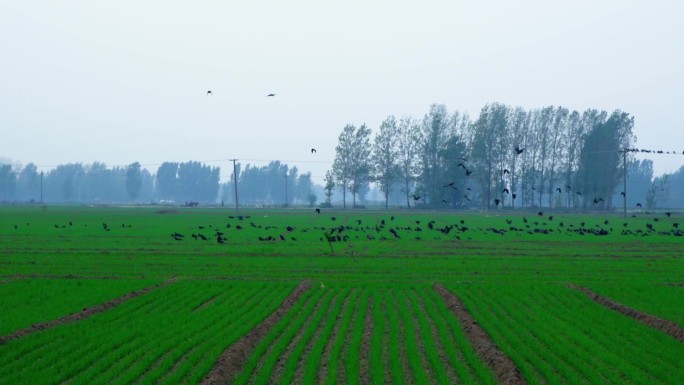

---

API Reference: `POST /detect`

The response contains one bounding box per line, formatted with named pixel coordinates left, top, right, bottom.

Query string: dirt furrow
left=0, top=277, right=176, bottom=345
left=392, top=289, right=414, bottom=384
left=337, top=292, right=361, bottom=384
left=199, top=281, right=311, bottom=385
left=360, top=297, right=374, bottom=385
left=317, top=289, right=354, bottom=383
left=268, top=289, right=331, bottom=384
left=292, top=290, right=341, bottom=385
left=414, top=291, right=460, bottom=385
left=571, top=285, right=684, bottom=342
left=405, top=294, right=438, bottom=385
left=434, top=284, right=527, bottom=385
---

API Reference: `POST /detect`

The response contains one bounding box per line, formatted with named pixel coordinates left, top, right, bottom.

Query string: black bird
left=503, top=188, right=510, bottom=194
left=207, top=90, right=212, bottom=95
left=512, top=193, right=517, bottom=200
left=636, top=203, right=642, bottom=208
left=576, top=192, right=582, bottom=196
left=465, top=169, right=473, bottom=176
left=503, top=169, right=510, bottom=175
left=538, top=211, right=543, bottom=216
left=620, top=192, right=626, bottom=197
left=311, top=148, right=316, bottom=154
left=494, top=199, right=501, bottom=206
left=463, top=195, right=471, bottom=201
left=266, top=93, right=276, bottom=97
left=515, top=145, right=524, bottom=155
left=665, top=212, right=671, bottom=217
left=442, top=199, right=448, bottom=204
left=556, top=187, right=562, bottom=193
left=315, top=208, right=321, bottom=214
left=412, top=194, right=421, bottom=201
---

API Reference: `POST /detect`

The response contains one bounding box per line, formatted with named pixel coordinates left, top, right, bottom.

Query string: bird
left=512, top=193, right=517, bottom=200
left=620, top=192, right=626, bottom=197
left=636, top=203, right=642, bottom=208
left=465, top=169, right=473, bottom=176
left=503, top=188, right=510, bottom=194
left=503, top=169, right=510, bottom=175
left=665, top=212, right=671, bottom=217
left=311, top=148, right=316, bottom=154
left=515, top=145, right=524, bottom=155
left=556, top=187, right=562, bottom=193
left=206, top=90, right=212, bottom=95
left=494, top=199, right=501, bottom=206
left=412, top=194, right=421, bottom=201
left=266, top=93, right=276, bottom=97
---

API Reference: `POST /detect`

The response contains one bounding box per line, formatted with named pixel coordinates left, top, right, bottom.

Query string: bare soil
left=571, top=285, right=684, bottom=343
left=0, top=278, right=175, bottom=345
left=434, top=284, right=527, bottom=385
left=199, top=281, right=311, bottom=385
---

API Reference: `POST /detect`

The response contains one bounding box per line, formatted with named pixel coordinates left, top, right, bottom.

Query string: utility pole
left=284, top=173, right=288, bottom=207
left=231, top=159, right=239, bottom=211
left=622, top=149, right=627, bottom=218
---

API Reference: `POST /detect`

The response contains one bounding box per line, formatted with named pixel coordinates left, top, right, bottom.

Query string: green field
left=1, top=205, right=683, bottom=384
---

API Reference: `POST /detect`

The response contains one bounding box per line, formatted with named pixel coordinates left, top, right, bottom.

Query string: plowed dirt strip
left=199, top=281, right=311, bottom=385
left=571, top=285, right=684, bottom=342
left=0, top=278, right=175, bottom=345
left=434, top=284, right=527, bottom=385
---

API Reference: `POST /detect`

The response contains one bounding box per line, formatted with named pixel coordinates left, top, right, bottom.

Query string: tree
left=16, top=163, right=39, bottom=202
left=577, top=110, right=634, bottom=209
left=470, top=103, right=509, bottom=209
left=396, top=116, right=420, bottom=208
left=125, top=162, right=143, bottom=202
left=156, top=162, right=179, bottom=201
left=323, top=170, right=335, bottom=206
left=0, top=164, right=16, bottom=201
left=332, top=124, right=372, bottom=208
left=645, top=175, right=670, bottom=209
left=371, top=115, right=400, bottom=209
left=418, top=104, right=452, bottom=205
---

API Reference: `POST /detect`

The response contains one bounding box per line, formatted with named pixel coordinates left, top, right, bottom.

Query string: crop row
left=0, top=280, right=296, bottom=385
left=0, top=278, right=160, bottom=335
left=451, top=284, right=684, bottom=385
left=234, top=285, right=498, bottom=385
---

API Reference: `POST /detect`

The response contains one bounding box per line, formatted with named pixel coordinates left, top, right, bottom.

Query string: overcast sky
left=1, top=0, right=683, bottom=183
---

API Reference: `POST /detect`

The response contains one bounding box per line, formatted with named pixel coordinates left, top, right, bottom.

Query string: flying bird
left=311, top=148, right=316, bottom=154
left=206, top=90, right=212, bottom=95
left=515, top=145, right=524, bottom=155
left=503, top=188, right=510, bottom=194
left=494, top=199, right=501, bottom=206
left=266, top=93, right=276, bottom=97
left=503, top=169, right=510, bottom=175
left=412, top=194, right=421, bottom=201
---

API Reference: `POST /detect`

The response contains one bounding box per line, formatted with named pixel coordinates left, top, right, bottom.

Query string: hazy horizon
left=2, top=1, right=683, bottom=184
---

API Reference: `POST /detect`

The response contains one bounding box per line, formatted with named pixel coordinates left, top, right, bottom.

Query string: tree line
left=329, top=103, right=653, bottom=210
left=0, top=160, right=314, bottom=206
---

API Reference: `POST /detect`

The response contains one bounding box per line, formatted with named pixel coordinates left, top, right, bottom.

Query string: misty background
left=1, top=1, right=683, bottom=206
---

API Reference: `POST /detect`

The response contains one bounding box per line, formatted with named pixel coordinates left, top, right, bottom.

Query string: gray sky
left=2, top=0, right=683, bottom=183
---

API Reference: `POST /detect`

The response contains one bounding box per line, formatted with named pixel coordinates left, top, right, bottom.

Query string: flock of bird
left=162, top=210, right=682, bottom=246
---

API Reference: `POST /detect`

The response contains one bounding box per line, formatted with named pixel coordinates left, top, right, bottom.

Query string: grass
left=1, top=205, right=683, bottom=384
